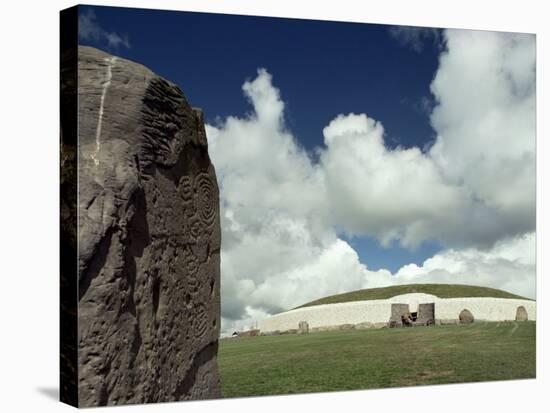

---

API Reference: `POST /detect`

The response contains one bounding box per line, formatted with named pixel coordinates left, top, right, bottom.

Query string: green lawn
left=296, top=284, right=530, bottom=309
left=218, top=321, right=536, bottom=398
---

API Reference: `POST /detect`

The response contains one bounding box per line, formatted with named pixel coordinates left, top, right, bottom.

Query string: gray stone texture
left=389, top=303, right=410, bottom=327
left=516, top=306, right=528, bottom=321
left=417, top=303, right=435, bottom=326
left=459, top=309, right=474, bottom=324
left=298, top=321, right=309, bottom=334
left=77, top=46, right=221, bottom=406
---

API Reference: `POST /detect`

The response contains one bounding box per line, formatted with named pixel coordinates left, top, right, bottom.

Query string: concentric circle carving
left=189, top=215, right=202, bottom=240
left=194, top=172, right=216, bottom=228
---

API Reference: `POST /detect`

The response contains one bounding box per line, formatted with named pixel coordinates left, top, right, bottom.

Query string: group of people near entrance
left=401, top=311, right=415, bottom=326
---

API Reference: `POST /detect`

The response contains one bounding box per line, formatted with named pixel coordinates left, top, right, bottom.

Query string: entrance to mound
left=389, top=302, right=435, bottom=327
left=390, top=303, right=410, bottom=327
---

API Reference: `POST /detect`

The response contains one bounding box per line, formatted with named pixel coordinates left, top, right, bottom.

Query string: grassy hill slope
left=295, top=284, right=530, bottom=309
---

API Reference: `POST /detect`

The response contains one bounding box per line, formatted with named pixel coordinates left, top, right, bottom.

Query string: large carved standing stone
left=77, top=46, right=221, bottom=406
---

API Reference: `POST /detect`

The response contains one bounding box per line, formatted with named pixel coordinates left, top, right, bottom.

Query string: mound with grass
left=295, top=284, right=530, bottom=309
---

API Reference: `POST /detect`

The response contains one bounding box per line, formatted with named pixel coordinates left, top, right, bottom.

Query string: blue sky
left=79, top=6, right=441, bottom=153
left=78, top=5, right=536, bottom=329
left=79, top=5, right=443, bottom=272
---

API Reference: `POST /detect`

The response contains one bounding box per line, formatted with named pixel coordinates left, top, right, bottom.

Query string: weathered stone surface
left=310, top=326, right=338, bottom=333
left=298, top=321, right=309, bottom=334
left=417, top=303, right=435, bottom=326
left=77, top=46, right=221, bottom=406
left=515, top=306, right=528, bottom=321
left=389, top=303, right=409, bottom=327
left=459, top=309, right=474, bottom=324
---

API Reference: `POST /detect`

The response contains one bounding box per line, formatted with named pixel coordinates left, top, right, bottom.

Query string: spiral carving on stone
left=188, top=215, right=202, bottom=240
left=194, top=172, right=216, bottom=228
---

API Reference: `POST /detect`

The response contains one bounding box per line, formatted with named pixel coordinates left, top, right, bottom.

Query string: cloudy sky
left=79, top=6, right=536, bottom=333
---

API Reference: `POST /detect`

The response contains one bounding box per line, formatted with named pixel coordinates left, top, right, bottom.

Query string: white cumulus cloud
left=206, top=29, right=536, bottom=333
left=426, top=30, right=536, bottom=246
left=320, top=112, right=464, bottom=246
left=394, top=232, right=535, bottom=299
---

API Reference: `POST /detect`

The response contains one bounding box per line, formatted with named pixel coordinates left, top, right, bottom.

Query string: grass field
left=218, top=321, right=536, bottom=398
left=295, top=284, right=530, bottom=309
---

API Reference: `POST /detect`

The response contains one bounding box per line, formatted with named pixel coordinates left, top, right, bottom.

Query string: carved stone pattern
left=194, top=303, right=209, bottom=337
left=194, top=172, right=217, bottom=229
left=76, top=46, right=221, bottom=407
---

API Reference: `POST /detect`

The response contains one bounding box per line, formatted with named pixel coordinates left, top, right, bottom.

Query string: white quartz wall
left=260, top=300, right=391, bottom=332
left=434, top=297, right=536, bottom=321
left=258, top=296, right=536, bottom=333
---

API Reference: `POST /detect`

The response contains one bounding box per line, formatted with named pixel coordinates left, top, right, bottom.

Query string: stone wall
left=433, top=298, right=535, bottom=322
left=260, top=300, right=392, bottom=333
left=259, top=295, right=536, bottom=334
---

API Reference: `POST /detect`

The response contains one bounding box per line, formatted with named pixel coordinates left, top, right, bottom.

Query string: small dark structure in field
left=516, top=306, right=528, bottom=321
left=459, top=309, right=474, bottom=324
left=389, top=303, right=435, bottom=328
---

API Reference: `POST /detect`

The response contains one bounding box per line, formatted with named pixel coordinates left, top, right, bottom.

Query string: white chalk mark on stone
left=91, top=56, right=117, bottom=166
